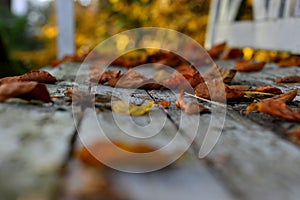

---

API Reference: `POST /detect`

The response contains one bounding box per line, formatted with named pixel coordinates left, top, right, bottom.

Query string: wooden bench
left=206, top=0, right=300, bottom=53
left=0, top=60, right=299, bottom=200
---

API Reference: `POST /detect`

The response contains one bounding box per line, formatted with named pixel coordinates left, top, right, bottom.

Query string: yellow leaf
left=112, top=101, right=154, bottom=116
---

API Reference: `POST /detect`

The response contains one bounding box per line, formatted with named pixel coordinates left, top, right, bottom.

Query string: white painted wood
left=295, top=0, right=300, bottom=17
left=206, top=0, right=300, bottom=53
left=205, top=0, right=222, bottom=49
left=219, top=0, right=230, bottom=22
left=284, top=0, right=296, bottom=18
left=268, top=0, right=282, bottom=19
left=56, top=0, right=75, bottom=59
left=227, top=0, right=243, bottom=22
left=253, top=0, right=268, bottom=20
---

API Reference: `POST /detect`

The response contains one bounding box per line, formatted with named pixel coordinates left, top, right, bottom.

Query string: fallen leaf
left=221, top=48, right=243, bottom=60
left=51, top=54, right=86, bottom=67
left=158, top=101, right=171, bottom=109
left=203, top=65, right=236, bottom=84
left=278, top=56, right=300, bottom=67
left=176, top=91, right=210, bottom=114
left=262, top=89, right=298, bottom=103
left=247, top=101, right=300, bottom=122
left=235, top=60, right=266, bottom=72
left=77, top=141, right=172, bottom=169
left=0, top=81, right=51, bottom=102
left=112, top=100, right=154, bottom=116
left=0, top=70, right=57, bottom=84
left=275, top=76, right=300, bottom=83
left=89, top=66, right=121, bottom=84
left=287, top=127, right=300, bottom=144
left=252, top=85, right=282, bottom=94
left=194, top=79, right=244, bottom=101
left=244, top=91, right=275, bottom=99
left=109, top=69, right=161, bottom=89
left=228, top=85, right=251, bottom=91
left=207, top=42, right=227, bottom=59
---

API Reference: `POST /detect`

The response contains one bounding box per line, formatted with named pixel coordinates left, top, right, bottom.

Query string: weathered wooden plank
left=147, top=61, right=300, bottom=200
left=0, top=103, right=76, bottom=200
left=60, top=86, right=235, bottom=200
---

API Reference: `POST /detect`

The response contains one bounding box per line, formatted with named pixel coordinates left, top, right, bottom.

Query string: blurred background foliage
left=0, top=0, right=211, bottom=77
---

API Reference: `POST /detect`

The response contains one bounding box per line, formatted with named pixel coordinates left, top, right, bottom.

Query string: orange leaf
left=77, top=141, right=170, bottom=168
left=222, top=48, right=243, bottom=60
left=194, top=80, right=244, bottom=101
left=235, top=60, right=266, bottom=72
left=252, top=85, right=282, bottom=94
left=0, top=81, right=52, bottom=102
left=262, top=89, right=298, bottom=103
left=275, top=76, right=300, bottom=83
left=228, top=85, right=251, bottom=91
left=158, top=101, right=171, bottom=109
left=207, top=42, right=227, bottom=59
left=89, top=66, right=121, bottom=84
left=278, top=56, right=300, bottom=67
left=0, top=70, right=57, bottom=84
left=247, top=101, right=300, bottom=122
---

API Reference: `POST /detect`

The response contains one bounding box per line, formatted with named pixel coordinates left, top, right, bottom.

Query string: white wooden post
left=205, top=0, right=221, bottom=49
left=56, top=0, right=75, bottom=59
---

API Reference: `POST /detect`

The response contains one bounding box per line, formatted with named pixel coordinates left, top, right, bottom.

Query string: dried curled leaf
left=235, top=60, right=266, bottom=72
left=207, top=42, right=227, bottom=59
left=89, top=66, right=121, bottom=84
left=112, top=100, right=154, bottom=116
left=109, top=69, right=161, bottom=89
left=158, top=101, right=171, bottom=109
left=0, top=81, right=51, bottom=102
left=275, top=76, right=300, bottom=83
left=203, top=65, right=236, bottom=84
left=247, top=101, right=300, bottom=122
left=221, top=48, right=243, bottom=60
left=252, top=85, right=282, bottom=94
left=228, top=85, right=251, bottom=91
left=194, top=79, right=244, bottom=101
left=278, top=56, right=300, bottom=67
left=262, top=89, right=298, bottom=103
left=77, top=141, right=172, bottom=168
left=51, top=54, right=85, bottom=67
left=19, top=70, right=57, bottom=83
left=176, top=91, right=210, bottom=115
left=0, top=70, right=57, bottom=84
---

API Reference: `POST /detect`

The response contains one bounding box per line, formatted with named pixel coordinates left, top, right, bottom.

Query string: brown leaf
left=0, top=70, right=57, bottom=84
left=235, top=60, right=266, bottom=72
left=77, top=141, right=171, bottom=168
left=0, top=81, right=51, bottom=102
left=228, top=85, right=251, bottom=91
left=287, top=127, right=300, bottom=144
left=89, top=66, right=121, bottom=84
left=176, top=91, right=210, bottom=114
left=275, top=76, right=300, bottom=83
left=51, top=54, right=86, bottom=67
left=109, top=69, right=161, bottom=89
left=194, top=80, right=244, bottom=101
left=203, top=65, right=236, bottom=84
left=252, top=85, right=282, bottom=94
left=19, top=70, right=57, bottom=83
left=221, top=48, right=243, bottom=60
left=247, top=101, right=300, bottom=122
left=278, top=56, right=300, bottom=67
left=207, top=42, right=227, bottom=59
left=262, top=89, right=298, bottom=103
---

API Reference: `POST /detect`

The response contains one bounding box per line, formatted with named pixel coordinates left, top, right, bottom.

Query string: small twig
left=184, top=92, right=227, bottom=108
